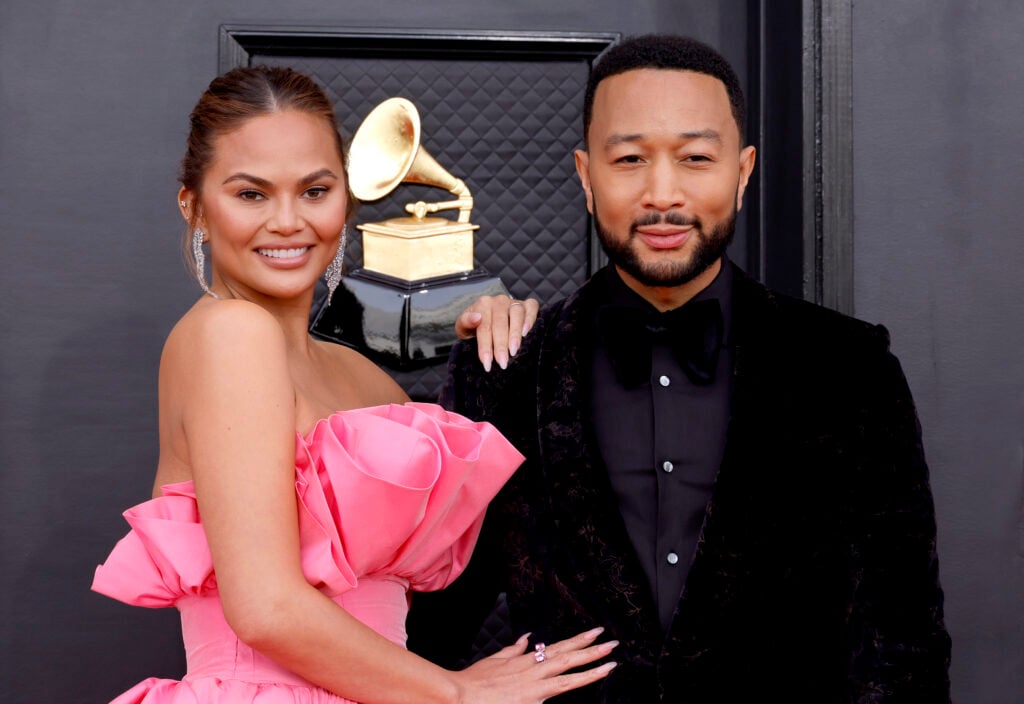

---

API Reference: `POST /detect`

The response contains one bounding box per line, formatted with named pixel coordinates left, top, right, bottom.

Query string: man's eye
left=615, top=155, right=643, bottom=164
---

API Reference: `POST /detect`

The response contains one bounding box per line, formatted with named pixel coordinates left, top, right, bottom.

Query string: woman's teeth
left=258, top=247, right=309, bottom=258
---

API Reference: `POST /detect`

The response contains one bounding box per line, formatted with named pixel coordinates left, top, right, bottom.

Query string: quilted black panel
left=257, top=53, right=592, bottom=400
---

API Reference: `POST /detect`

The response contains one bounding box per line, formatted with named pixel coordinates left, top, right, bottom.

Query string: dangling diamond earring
left=324, top=225, right=347, bottom=304
left=191, top=228, right=218, bottom=298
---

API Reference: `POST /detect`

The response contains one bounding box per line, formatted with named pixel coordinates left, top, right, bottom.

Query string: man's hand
left=455, top=295, right=540, bottom=372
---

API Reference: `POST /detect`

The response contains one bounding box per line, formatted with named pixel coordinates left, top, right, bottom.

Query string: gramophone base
left=359, top=219, right=479, bottom=282
left=309, top=268, right=508, bottom=371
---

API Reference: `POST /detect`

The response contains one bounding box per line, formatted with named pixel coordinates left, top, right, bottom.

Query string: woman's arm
left=167, top=301, right=614, bottom=704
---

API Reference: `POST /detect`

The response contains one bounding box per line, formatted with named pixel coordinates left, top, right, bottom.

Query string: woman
left=92, top=65, right=616, bottom=703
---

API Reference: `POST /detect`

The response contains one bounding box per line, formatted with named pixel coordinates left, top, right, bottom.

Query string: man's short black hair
left=583, top=34, right=747, bottom=146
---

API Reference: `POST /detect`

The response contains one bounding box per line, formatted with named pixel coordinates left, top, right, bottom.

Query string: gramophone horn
left=347, top=97, right=469, bottom=206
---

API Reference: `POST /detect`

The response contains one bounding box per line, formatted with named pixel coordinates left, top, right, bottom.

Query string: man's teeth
left=258, top=247, right=309, bottom=258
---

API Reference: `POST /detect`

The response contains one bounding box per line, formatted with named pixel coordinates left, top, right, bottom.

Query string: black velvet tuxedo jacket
left=418, top=263, right=951, bottom=702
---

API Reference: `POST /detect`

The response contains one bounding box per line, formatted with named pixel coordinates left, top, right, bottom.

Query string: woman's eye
left=238, top=189, right=264, bottom=201
left=304, top=186, right=329, bottom=200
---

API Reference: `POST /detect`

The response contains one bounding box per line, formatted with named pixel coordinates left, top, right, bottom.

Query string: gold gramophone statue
left=310, top=97, right=508, bottom=378
left=348, top=97, right=479, bottom=281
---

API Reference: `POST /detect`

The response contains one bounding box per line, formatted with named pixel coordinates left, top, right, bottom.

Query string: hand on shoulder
left=455, top=294, right=540, bottom=372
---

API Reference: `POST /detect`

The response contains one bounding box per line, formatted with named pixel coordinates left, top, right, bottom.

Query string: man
left=410, top=34, right=951, bottom=702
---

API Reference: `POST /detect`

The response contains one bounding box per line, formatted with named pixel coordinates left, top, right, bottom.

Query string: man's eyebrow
left=604, top=129, right=723, bottom=147
left=680, top=129, right=723, bottom=143
left=221, top=169, right=339, bottom=187
left=605, top=133, right=644, bottom=146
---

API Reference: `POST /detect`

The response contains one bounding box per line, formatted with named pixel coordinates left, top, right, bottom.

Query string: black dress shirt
left=589, top=261, right=734, bottom=631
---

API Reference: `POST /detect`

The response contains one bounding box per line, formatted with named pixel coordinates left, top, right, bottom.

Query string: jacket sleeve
left=406, top=339, right=513, bottom=668
left=847, top=333, right=951, bottom=702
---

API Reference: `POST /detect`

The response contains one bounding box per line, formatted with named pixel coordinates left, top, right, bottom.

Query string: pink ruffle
left=92, top=484, right=215, bottom=606
left=107, top=676, right=355, bottom=703
left=93, top=403, right=522, bottom=607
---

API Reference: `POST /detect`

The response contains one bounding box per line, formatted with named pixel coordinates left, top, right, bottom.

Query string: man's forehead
left=593, top=67, right=728, bottom=100
left=589, top=69, right=735, bottom=135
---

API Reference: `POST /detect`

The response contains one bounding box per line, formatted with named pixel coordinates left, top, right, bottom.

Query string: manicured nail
left=598, top=661, right=618, bottom=673
left=587, top=627, right=605, bottom=637
left=603, top=640, right=620, bottom=651
left=522, top=322, right=532, bottom=336
left=482, top=353, right=492, bottom=372
left=509, top=339, right=519, bottom=357
left=496, top=352, right=508, bottom=370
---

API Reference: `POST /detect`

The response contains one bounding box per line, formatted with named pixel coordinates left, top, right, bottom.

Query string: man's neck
left=615, top=257, right=723, bottom=312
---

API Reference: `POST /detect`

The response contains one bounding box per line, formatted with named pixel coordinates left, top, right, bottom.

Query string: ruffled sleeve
left=92, top=482, right=215, bottom=607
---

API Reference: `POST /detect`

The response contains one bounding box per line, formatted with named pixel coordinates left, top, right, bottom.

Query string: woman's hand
left=454, top=294, right=540, bottom=372
left=450, top=627, right=617, bottom=703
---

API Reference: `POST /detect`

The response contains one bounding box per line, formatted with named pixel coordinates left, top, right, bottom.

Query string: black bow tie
left=596, top=298, right=724, bottom=388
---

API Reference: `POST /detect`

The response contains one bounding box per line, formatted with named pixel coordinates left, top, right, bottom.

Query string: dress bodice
left=92, top=403, right=523, bottom=702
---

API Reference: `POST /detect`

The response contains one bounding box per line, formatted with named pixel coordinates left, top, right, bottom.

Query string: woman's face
left=190, top=109, right=348, bottom=303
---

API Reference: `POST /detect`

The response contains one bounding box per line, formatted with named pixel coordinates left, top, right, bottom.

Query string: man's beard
left=593, top=197, right=737, bottom=288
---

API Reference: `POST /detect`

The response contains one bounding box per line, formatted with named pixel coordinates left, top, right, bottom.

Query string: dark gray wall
left=851, top=2, right=1024, bottom=702
left=0, top=2, right=746, bottom=702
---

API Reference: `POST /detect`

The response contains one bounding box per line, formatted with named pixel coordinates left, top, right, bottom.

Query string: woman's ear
left=178, top=187, right=199, bottom=228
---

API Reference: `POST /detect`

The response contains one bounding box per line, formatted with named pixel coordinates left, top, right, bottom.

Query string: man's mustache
left=632, top=211, right=701, bottom=229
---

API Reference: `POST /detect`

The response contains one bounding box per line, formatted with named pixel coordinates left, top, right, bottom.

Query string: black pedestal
left=310, top=268, right=507, bottom=371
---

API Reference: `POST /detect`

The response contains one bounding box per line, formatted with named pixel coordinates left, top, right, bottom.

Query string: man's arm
left=407, top=339, right=514, bottom=667
left=847, top=341, right=951, bottom=701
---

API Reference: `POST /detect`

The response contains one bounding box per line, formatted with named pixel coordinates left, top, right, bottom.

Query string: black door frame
left=749, top=0, right=854, bottom=313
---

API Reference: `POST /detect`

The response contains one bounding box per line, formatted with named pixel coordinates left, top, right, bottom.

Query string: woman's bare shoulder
left=160, top=300, right=290, bottom=403
left=167, top=299, right=283, bottom=352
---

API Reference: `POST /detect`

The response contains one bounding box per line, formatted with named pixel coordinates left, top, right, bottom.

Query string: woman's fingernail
left=482, top=353, right=492, bottom=372
left=598, top=661, right=618, bottom=673
left=509, top=339, right=519, bottom=356
left=496, top=352, right=508, bottom=370
left=587, top=627, right=605, bottom=637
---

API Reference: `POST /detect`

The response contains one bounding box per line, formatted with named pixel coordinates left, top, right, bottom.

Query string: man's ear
left=574, top=149, right=595, bottom=215
left=735, top=145, right=757, bottom=211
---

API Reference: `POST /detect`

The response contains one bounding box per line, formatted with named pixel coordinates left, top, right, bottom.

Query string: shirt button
left=658, top=375, right=671, bottom=387
left=666, top=552, right=679, bottom=565
left=662, top=461, right=674, bottom=473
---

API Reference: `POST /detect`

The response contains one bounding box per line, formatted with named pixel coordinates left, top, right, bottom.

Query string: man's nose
left=642, top=159, right=686, bottom=211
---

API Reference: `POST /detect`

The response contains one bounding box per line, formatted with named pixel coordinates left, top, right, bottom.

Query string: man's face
left=575, top=69, right=756, bottom=290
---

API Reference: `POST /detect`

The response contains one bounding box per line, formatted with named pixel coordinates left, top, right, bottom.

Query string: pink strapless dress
left=92, top=403, right=523, bottom=703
